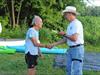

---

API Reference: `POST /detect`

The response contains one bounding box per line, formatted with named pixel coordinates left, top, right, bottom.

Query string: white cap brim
left=62, top=10, right=80, bottom=15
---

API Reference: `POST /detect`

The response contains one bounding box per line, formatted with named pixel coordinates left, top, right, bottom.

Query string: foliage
left=0, top=23, right=28, bottom=39
left=82, top=6, right=100, bottom=16
left=39, top=27, right=62, bottom=43
left=78, top=16, right=100, bottom=46
left=0, top=0, right=85, bottom=26
left=0, top=16, right=9, bottom=27
left=0, top=0, right=100, bottom=46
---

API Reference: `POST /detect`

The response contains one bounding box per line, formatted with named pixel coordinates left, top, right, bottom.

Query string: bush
left=39, top=28, right=62, bottom=43
left=79, top=16, right=100, bottom=45
left=0, top=24, right=28, bottom=39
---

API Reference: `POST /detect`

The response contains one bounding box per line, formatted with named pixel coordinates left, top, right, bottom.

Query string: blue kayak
left=7, top=46, right=67, bottom=54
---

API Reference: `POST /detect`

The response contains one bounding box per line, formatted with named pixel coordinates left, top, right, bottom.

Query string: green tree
left=0, top=0, right=85, bottom=28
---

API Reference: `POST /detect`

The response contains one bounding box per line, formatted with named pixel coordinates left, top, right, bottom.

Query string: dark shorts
left=25, top=52, right=38, bottom=68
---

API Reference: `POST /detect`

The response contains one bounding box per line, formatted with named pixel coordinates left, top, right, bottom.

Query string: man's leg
left=66, top=51, right=72, bottom=75
left=71, top=59, right=83, bottom=75
left=25, top=53, right=38, bottom=75
left=71, top=45, right=84, bottom=75
left=28, top=67, right=36, bottom=75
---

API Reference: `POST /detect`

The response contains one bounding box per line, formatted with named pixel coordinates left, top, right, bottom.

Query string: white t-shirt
left=25, top=28, right=39, bottom=55
left=0, top=23, right=2, bottom=33
left=66, top=19, right=84, bottom=46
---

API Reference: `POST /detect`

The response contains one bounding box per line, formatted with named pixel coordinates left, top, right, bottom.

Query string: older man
left=25, top=15, right=52, bottom=75
left=51, top=6, right=84, bottom=75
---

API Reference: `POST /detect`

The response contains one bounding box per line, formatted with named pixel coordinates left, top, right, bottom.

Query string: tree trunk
left=16, top=0, right=24, bottom=25
left=11, top=0, right=15, bottom=28
left=6, top=1, right=12, bottom=26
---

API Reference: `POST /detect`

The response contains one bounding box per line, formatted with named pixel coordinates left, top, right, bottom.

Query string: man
left=51, top=6, right=84, bottom=75
left=25, top=15, right=52, bottom=75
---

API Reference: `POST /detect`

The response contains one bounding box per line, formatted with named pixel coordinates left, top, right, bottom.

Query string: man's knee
left=72, top=59, right=83, bottom=75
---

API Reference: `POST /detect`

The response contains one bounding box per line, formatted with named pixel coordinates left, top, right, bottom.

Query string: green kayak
left=0, top=46, right=16, bottom=54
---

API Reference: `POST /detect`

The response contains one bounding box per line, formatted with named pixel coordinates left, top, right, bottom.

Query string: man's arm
left=38, top=47, right=42, bottom=56
left=31, top=37, right=52, bottom=48
left=58, top=31, right=78, bottom=42
left=31, top=37, right=46, bottom=47
left=63, top=33, right=78, bottom=42
left=51, top=39, right=66, bottom=46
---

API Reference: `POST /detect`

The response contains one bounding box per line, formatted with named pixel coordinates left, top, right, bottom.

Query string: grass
left=85, top=44, right=100, bottom=53
left=0, top=53, right=65, bottom=75
left=0, top=44, right=100, bottom=75
left=0, top=53, right=26, bottom=75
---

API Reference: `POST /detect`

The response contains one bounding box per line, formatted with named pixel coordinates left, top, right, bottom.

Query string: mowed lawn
left=0, top=53, right=100, bottom=75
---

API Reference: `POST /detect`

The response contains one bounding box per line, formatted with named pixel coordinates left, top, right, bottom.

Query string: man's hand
left=58, top=31, right=66, bottom=36
left=39, top=54, right=44, bottom=59
left=45, top=44, right=54, bottom=49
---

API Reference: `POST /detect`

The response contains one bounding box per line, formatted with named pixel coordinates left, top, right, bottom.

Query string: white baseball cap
left=62, top=6, right=79, bottom=15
